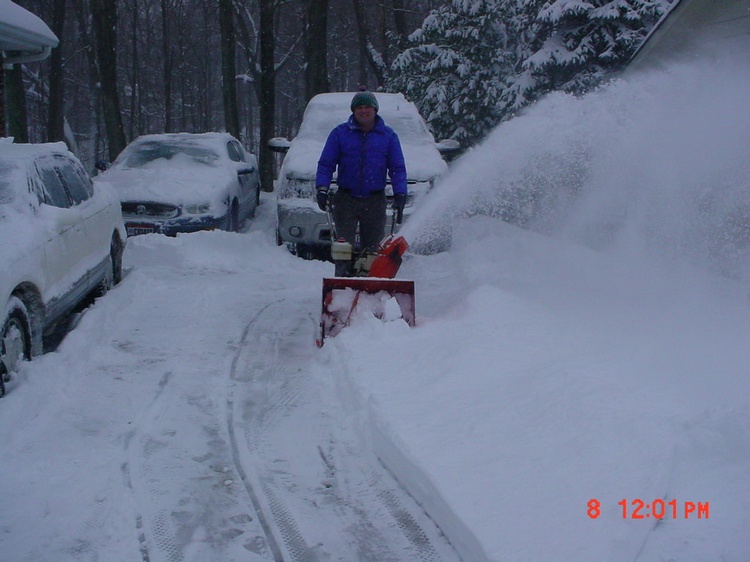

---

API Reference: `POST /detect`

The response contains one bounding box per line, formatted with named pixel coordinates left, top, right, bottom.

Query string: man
left=315, top=90, right=407, bottom=276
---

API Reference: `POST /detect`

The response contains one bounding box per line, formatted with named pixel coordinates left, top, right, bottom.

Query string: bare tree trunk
left=304, top=0, right=329, bottom=102
left=233, top=3, right=260, bottom=149
left=4, top=64, right=29, bottom=143
left=128, top=0, right=140, bottom=139
left=200, top=2, right=211, bottom=132
left=351, top=0, right=369, bottom=87
left=392, top=0, right=408, bottom=39
left=351, top=0, right=386, bottom=87
left=161, top=0, right=173, bottom=132
left=90, top=0, right=127, bottom=161
left=71, top=0, right=105, bottom=163
left=0, top=59, right=4, bottom=138
left=259, top=0, right=276, bottom=192
left=220, top=0, right=240, bottom=137
left=47, top=0, right=66, bottom=144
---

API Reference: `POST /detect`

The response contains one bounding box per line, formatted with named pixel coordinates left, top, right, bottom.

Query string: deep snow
left=2, top=50, right=749, bottom=561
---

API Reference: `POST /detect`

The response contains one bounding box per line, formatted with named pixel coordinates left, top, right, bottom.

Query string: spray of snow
left=403, top=50, right=750, bottom=285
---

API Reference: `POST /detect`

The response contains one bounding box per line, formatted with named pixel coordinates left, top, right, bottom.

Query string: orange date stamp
left=587, top=498, right=710, bottom=520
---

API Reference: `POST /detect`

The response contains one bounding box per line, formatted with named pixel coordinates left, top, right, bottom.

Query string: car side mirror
left=435, top=139, right=460, bottom=155
left=268, top=137, right=291, bottom=154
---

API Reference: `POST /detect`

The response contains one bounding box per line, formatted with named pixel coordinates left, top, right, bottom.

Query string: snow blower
left=316, top=204, right=415, bottom=346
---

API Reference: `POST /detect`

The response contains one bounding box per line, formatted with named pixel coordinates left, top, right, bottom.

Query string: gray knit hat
left=350, top=91, right=379, bottom=112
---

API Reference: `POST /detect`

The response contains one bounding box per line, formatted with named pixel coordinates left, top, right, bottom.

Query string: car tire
left=95, top=233, right=124, bottom=298
left=111, top=233, right=124, bottom=285
left=228, top=200, right=239, bottom=232
left=95, top=256, right=114, bottom=298
left=1, top=297, right=32, bottom=394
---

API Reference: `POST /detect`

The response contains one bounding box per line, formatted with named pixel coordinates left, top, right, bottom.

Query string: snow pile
left=327, top=215, right=750, bottom=560
left=403, top=50, right=750, bottom=285
left=327, top=50, right=750, bottom=561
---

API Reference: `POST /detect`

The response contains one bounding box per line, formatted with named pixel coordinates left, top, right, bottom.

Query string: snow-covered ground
left=2, top=52, right=749, bottom=561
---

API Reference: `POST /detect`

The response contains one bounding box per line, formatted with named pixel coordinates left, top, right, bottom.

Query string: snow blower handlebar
left=392, top=194, right=406, bottom=226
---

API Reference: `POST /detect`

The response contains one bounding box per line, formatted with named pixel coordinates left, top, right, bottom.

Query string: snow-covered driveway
left=0, top=198, right=461, bottom=561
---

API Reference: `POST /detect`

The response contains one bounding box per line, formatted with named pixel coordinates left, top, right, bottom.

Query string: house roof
left=0, top=0, right=58, bottom=64
left=629, top=0, right=750, bottom=70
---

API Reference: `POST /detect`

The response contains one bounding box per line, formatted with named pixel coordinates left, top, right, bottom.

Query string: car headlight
left=184, top=203, right=212, bottom=215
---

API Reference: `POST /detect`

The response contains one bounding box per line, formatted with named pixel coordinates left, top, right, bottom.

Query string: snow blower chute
left=316, top=205, right=415, bottom=346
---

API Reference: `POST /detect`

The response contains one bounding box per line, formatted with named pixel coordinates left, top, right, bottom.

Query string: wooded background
left=2, top=0, right=669, bottom=191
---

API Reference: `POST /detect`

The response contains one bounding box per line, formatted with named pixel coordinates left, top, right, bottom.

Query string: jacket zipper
left=358, top=131, right=368, bottom=196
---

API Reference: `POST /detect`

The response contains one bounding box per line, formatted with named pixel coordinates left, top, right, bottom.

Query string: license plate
left=126, top=223, right=156, bottom=236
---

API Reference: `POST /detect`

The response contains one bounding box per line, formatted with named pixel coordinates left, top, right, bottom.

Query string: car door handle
left=238, top=168, right=255, bottom=175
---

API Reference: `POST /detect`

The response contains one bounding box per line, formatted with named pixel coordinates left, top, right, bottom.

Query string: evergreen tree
left=388, top=0, right=515, bottom=148
left=390, top=0, right=670, bottom=149
left=513, top=0, right=667, bottom=99
left=497, top=0, right=548, bottom=116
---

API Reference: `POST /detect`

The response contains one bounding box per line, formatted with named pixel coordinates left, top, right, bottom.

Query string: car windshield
left=382, top=111, right=433, bottom=144
left=117, top=140, right=220, bottom=168
left=297, top=99, right=433, bottom=145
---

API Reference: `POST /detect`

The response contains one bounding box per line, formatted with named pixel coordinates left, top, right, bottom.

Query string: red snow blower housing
left=317, top=207, right=415, bottom=346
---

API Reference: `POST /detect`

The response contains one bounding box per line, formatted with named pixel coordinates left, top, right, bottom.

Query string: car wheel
left=228, top=200, right=239, bottom=232
left=95, top=234, right=124, bottom=298
left=95, top=256, right=114, bottom=298
left=111, top=233, right=124, bottom=285
left=293, top=243, right=315, bottom=260
left=1, top=297, right=31, bottom=395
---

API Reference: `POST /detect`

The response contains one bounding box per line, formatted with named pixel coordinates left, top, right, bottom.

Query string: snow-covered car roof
left=281, top=92, right=448, bottom=183
left=0, top=139, right=69, bottom=161
left=0, top=140, right=70, bottom=210
left=96, top=133, right=247, bottom=206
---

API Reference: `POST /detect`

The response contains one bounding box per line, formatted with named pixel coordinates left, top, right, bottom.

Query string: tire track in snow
left=227, top=301, right=291, bottom=562
left=122, top=288, right=275, bottom=562
left=228, top=299, right=315, bottom=561
left=227, top=297, right=462, bottom=562
left=122, top=370, right=175, bottom=562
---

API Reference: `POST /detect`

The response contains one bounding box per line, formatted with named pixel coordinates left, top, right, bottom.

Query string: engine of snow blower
left=330, top=233, right=409, bottom=278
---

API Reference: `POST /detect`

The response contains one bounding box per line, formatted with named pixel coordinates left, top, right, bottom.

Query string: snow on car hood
left=95, top=153, right=233, bottom=206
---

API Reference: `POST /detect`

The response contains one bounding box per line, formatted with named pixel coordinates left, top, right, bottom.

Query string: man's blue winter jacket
left=316, top=114, right=407, bottom=198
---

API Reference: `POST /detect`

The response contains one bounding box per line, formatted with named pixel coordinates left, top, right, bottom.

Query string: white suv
left=269, top=92, right=458, bottom=258
left=0, top=140, right=126, bottom=394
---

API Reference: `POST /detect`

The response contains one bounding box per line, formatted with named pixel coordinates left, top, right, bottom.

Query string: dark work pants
left=331, top=190, right=387, bottom=276
left=332, top=190, right=386, bottom=253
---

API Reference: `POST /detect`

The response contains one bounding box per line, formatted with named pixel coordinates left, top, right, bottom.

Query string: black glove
left=392, top=193, right=406, bottom=223
left=316, top=187, right=329, bottom=211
